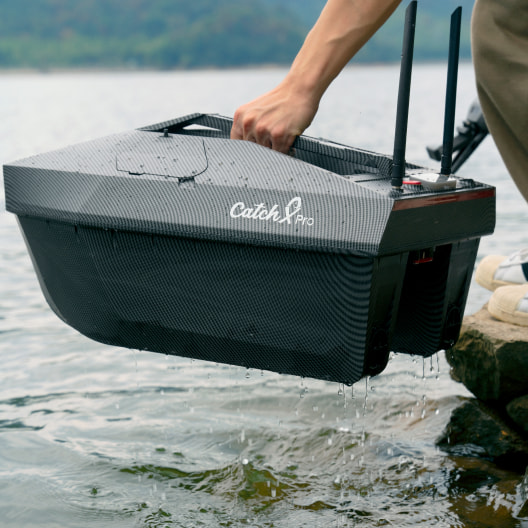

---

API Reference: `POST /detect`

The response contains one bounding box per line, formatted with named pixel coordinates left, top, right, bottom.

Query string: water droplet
left=242, top=458, right=249, bottom=465
left=328, top=438, right=333, bottom=446
left=271, top=488, right=276, bottom=498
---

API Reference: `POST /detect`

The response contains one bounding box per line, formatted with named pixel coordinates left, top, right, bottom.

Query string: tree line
left=0, top=0, right=473, bottom=70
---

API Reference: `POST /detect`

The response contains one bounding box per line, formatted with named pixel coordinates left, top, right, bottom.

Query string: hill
left=0, top=0, right=474, bottom=69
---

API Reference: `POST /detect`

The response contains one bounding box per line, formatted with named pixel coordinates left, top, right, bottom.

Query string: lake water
left=1, top=65, right=528, bottom=527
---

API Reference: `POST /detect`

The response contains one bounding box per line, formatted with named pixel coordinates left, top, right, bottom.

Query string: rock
left=446, top=305, right=528, bottom=403
left=437, top=399, right=528, bottom=469
left=442, top=306, right=528, bottom=465
left=507, top=395, right=528, bottom=435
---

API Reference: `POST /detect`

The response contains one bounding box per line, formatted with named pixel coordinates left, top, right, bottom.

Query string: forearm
left=281, top=0, right=402, bottom=103
left=231, top=0, right=402, bottom=152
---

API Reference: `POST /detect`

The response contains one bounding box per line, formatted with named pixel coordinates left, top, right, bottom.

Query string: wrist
left=279, top=67, right=327, bottom=108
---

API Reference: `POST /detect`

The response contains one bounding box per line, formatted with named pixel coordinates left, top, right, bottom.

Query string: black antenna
left=440, top=6, right=462, bottom=176
left=391, top=0, right=417, bottom=190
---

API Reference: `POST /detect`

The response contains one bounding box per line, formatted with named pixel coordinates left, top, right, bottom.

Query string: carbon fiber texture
left=19, top=216, right=376, bottom=383
left=4, top=131, right=396, bottom=256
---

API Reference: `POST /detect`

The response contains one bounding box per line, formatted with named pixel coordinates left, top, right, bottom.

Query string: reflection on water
left=1, top=65, right=528, bottom=527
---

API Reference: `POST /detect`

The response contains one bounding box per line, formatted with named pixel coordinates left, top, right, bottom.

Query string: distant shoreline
left=0, top=59, right=473, bottom=76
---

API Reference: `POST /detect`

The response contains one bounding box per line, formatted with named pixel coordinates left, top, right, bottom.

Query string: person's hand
left=230, top=81, right=319, bottom=154
left=231, top=0, right=402, bottom=154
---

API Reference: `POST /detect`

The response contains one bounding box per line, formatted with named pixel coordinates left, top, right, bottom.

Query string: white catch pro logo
left=230, top=196, right=314, bottom=226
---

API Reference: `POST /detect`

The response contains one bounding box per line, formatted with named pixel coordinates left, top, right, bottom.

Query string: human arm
left=230, top=0, right=402, bottom=153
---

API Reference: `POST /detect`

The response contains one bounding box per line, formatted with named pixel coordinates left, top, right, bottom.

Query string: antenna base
left=408, top=171, right=457, bottom=191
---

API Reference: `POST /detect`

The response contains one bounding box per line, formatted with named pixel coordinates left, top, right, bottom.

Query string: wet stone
left=443, top=305, right=528, bottom=468
left=446, top=305, right=528, bottom=403
left=507, top=395, right=528, bottom=435
left=436, top=399, right=528, bottom=470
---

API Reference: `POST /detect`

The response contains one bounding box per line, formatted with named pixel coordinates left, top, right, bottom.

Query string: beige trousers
left=472, top=0, right=528, bottom=202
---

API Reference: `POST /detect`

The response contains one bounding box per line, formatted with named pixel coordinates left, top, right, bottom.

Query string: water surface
left=1, top=65, right=527, bottom=527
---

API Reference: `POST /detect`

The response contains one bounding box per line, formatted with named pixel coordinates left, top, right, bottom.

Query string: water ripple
left=1, top=66, right=526, bottom=527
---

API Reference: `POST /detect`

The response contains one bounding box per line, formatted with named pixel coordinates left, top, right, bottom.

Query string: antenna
left=391, top=0, right=417, bottom=190
left=440, top=6, right=462, bottom=175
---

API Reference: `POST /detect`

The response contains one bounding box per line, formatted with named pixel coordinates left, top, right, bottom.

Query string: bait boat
left=3, top=2, right=495, bottom=384
left=3, top=111, right=494, bottom=384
